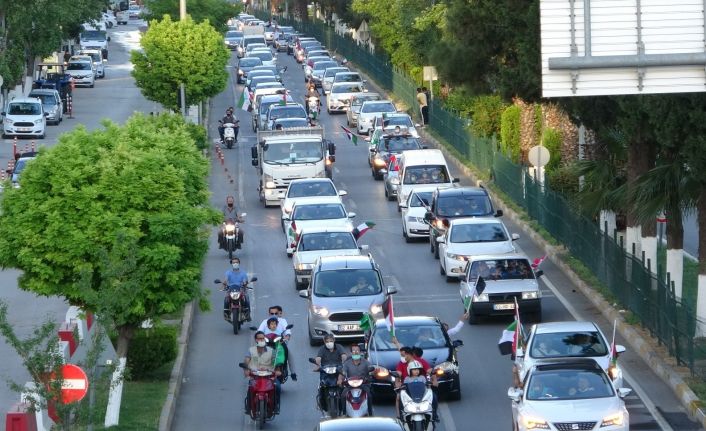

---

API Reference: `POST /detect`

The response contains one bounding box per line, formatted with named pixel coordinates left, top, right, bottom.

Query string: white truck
left=251, top=127, right=336, bottom=207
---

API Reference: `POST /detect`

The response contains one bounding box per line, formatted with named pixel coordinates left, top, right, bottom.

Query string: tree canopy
left=0, top=113, right=220, bottom=356
left=131, top=15, right=230, bottom=111
left=142, top=0, right=240, bottom=33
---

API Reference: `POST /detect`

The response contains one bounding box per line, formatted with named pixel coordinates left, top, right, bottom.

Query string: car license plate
left=494, top=303, right=515, bottom=310
left=339, top=324, right=359, bottom=331
left=18, top=128, right=31, bottom=132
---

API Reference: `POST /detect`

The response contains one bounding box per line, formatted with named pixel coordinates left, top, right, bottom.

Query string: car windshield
left=352, top=94, right=381, bottom=106
left=450, top=222, right=508, bottom=243
left=81, top=31, right=106, bottom=41
left=263, top=140, right=323, bottom=164
left=81, top=52, right=101, bottom=62
left=275, top=118, right=309, bottom=128
left=313, top=269, right=381, bottom=297
left=361, top=102, right=395, bottom=113
left=292, top=203, right=346, bottom=220
left=249, top=71, right=275, bottom=80
left=371, top=324, right=447, bottom=351
left=381, top=137, right=420, bottom=152
left=468, top=258, right=535, bottom=281
left=525, top=369, right=614, bottom=401
left=253, top=66, right=278, bottom=75
left=382, top=116, right=414, bottom=128
left=403, top=166, right=449, bottom=184
left=259, top=98, right=291, bottom=116
left=239, top=58, right=262, bottom=67
left=29, top=94, right=56, bottom=105
left=254, top=83, right=282, bottom=91
left=250, top=77, right=277, bottom=88
left=411, top=192, right=432, bottom=208
left=298, top=232, right=356, bottom=251
left=531, top=331, right=609, bottom=358
left=437, top=195, right=492, bottom=217
left=67, top=62, right=91, bottom=71
left=332, top=85, right=362, bottom=94
left=336, top=74, right=361, bottom=82
left=226, top=31, right=243, bottom=38
left=268, top=105, right=306, bottom=120
left=325, top=68, right=348, bottom=78
left=288, top=181, right=336, bottom=198
left=250, top=52, right=273, bottom=61
left=313, top=61, right=337, bottom=71
left=8, top=103, right=41, bottom=115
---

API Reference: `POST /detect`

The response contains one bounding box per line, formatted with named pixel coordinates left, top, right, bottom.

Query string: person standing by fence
left=416, top=87, right=428, bottom=127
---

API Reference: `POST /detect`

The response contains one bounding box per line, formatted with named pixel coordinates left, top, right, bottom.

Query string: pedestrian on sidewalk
left=422, top=86, right=431, bottom=125
left=416, top=87, right=428, bottom=127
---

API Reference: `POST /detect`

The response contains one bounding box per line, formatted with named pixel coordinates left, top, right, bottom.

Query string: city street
left=0, top=18, right=155, bottom=412
left=172, top=46, right=700, bottom=430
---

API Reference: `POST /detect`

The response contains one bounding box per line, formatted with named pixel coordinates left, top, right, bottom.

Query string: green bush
left=127, top=326, right=178, bottom=380
left=542, top=127, right=562, bottom=172
left=444, top=89, right=475, bottom=117
left=184, top=122, right=208, bottom=151
left=500, top=105, right=521, bottom=162
left=469, top=95, right=506, bottom=138
left=547, top=163, right=580, bottom=198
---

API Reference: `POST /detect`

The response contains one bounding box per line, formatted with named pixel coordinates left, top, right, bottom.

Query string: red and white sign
left=57, top=364, right=89, bottom=404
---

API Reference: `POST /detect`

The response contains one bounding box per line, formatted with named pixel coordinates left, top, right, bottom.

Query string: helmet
left=407, top=360, right=423, bottom=374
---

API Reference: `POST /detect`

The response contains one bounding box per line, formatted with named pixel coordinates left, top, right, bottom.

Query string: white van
left=395, top=149, right=458, bottom=210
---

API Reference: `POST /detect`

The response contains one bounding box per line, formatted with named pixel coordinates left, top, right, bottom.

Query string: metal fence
left=266, top=13, right=706, bottom=375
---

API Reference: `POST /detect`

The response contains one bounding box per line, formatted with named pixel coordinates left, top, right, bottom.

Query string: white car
left=356, top=100, right=397, bottom=135
left=79, top=50, right=105, bottom=78
left=508, top=359, right=631, bottom=431
left=372, top=112, right=420, bottom=138
left=247, top=50, right=276, bottom=67
left=280, top=178, right=347, bottom=231
left=102, top=11, right=117, bottom=28
left=400, top=187, right=436, bottom=242
left=438, top=218, right=518, bottom=280
left=283, top=197, right=356, bottom=256
left=327, top=82, right=364, bottom=114
left=292, top=227, right=367, bottom=289
left=1, top=97, right=46, bottom=139
left=65, top=57, right=96, bottom=87
left=516, top=321, right=626, bottom=388
left=322, top=66, right=349, bottom=94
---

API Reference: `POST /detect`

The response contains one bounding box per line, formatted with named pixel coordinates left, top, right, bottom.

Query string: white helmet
left=407, top=360, right=423, bottom=375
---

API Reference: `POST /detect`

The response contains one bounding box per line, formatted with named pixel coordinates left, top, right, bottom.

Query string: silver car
left=327, top=83, right=364, bottom=114
left=299, top=255, right=397, bottom=345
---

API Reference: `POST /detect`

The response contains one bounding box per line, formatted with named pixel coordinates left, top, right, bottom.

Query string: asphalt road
left=173, top=45, right=700, bottom=431
left=0, top=18, right=156, bottom=413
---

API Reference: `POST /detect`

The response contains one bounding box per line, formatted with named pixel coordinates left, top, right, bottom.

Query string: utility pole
left=179, top=0, right=187, bottom=118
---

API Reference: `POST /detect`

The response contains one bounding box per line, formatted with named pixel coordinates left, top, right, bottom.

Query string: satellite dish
left=527, top=145, right=550, bottom=168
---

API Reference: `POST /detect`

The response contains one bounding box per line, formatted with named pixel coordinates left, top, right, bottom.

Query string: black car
left=314, top=417, right=405, bottom=431
left=368, top=129, right=423, bottom=180
left=426, top=186, right=502, bottom=259
left=364, top=316, right=462, bottom=399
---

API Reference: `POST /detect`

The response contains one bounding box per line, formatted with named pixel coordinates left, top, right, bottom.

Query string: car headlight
left=521, top=416, right=549, bottom=429
left=601, top=411, right=625, bottom=427
left=522, top=291, right=539, bottom=300
left=433, top=361, right=457, bottom=375
left=390, top=177, right=400, bottom=185
left=312, top=305, right=329, bottom=317
left=407, top=216, right=424, bottom=223
left=446, top=253, right=468, bottom=261
left=34, top=119, right=44, bottom=125
left=4, top=118, right=13, bottom=125
left=265, top=181, right=275, bottom=189
left=370, top=304, right=383, bottom=315
left=295, top=263, right=313, bottom=271
left=238, top=69, right=244, bottom=75
left=473, top=293, right=489, bottom=302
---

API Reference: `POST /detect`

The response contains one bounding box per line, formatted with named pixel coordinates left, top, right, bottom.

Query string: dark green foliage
left=470, top=95, right=507, bottom=138
left=542, top=128, right=562, bottom=171
left=126, top=326, right=178, bottom=380
left=547, top=163, right=580, bottom=198
left=500, top=105, right=521, bottom=162
left=143, top=0, right=240, bottom=33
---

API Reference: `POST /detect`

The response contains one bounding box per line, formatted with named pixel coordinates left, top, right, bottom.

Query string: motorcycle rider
left=398, top=360, right=439, bottom=423
left=305, top=81, right=320, bottom=116
left=218, top=107, right=240, bottom=143
left=314, top=334, right=347, bottom=413
left=219, top=195, right=245, bottom=249
left=338, top=344, right=374, bottom=416
left=261, top=316, right=297, bottom=381
left=243, top=331, right=281, bottom=413
left=222, top=257, right=251, bottom=321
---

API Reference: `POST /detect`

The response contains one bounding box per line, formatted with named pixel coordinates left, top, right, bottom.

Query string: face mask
left=232, top=263, right=240, bottom=270
left=351, top=354, right=361, bottom=360
left=325, top=342, right=334, bottom=349
left=256, top=340, right=267, bottom=347
left=400, top=356, right=406, bottom=362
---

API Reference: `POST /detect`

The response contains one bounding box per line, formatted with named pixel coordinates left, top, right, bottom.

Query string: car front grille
left=553, top=422, right=597, bottom=431
left=14, top=122, right=34, bottom=127
left=489, top=293, right=522, bottom=302
left=329, top=312, right=364, bottom=322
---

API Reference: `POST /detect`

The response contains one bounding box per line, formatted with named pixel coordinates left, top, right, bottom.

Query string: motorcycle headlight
left=522, top=291, right=539, bottom=300
left=229, top=291, right=241, bottom=300
left=312, top=305, right=329, bottom=317
left=225, top=224, right=236, bottom=233
left=521, top=416, right=549, bottom=429
left=601, top=411, right=625, bottom=427
left=348, top=379, right=363, bottom=387
left=323, top=366, right=338, bottom=374
left=473, top=293, right=489, bottom=302
left=370, top=304, right=383, bottom=315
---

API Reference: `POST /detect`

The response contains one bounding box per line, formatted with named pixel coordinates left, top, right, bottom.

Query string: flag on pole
left=359, top=312, right=373, bottom=332
left=463, top=295, right=472, bottom=313
left=278, top=90, right=288, bottom=105
left=384, top=297, right=395, bottom=337
left=531, top=255, right=547, bottom=269
left=352, top=221, right=375, bottom=239
left=610, top=319, right=618, bottom=366
left=340, top=125, right=360, bottom=146
left=498, top=298, right=523, bottom=357
left=472, top=276, right=486, bottom=298
left=237, top=89, right=251, bottom=112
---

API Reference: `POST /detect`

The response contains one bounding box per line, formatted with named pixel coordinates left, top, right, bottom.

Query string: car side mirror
left=415, top=123, right=421, bottom=128
left=616, top=345, right=626, bottom=355
left=359, top=245, right=369, bottom=251
left=617, top=388, right=632, bottom=398
left=298, top=290, right=310, bottom=298
left=515, top=347, right=524, bottom=358
left=511, top=233, right=520, bottom=241
left=282, top=215, right=290, bottom=221
left=507, top=387, right=523, bottom=402
left=347, top=212, right=356, bottom=218
left=338, top=190, right=348, bottom=197
left=452, top=178, right=460, bottom=183
left=452, top=340, right=463, bottom=348
left=495, top=209, right=504, bottom=217
left=386, top=286, right=397, bottom=295
left=535, top=270, right=544, bottom=277
left=436, top=236, right=445, bottom=243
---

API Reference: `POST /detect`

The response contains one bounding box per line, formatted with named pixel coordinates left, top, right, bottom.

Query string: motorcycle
left=398, top=378, right=435, bottom=431
left=307, top=96, right=320, bottom=124
left=309, top=357, right=342, bottom=418
left=238, top=363, right=278, bottom=429
left=220, top=213, right=245, bottom=259
left=214, top=276, right=256, bottom=334
left=220, top=120, right=239, bottom=149
left=343, top=370, right=374, bottom=418
left=251, top=324, right=294, bottom=384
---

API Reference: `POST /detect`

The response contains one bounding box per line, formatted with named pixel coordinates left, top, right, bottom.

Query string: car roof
left=469, top=253, right=529, bottom=262
left=450, top=217, right=504, bottom=226
left=399, top=149, right=446, bottom=165
left=292, top=196, right=343, bottom=206
left=9, top=97, right=42, bottom=104
left=319, top=417, right=405, bottom=431
left=532, top=358, right=604, bottom=372
left=409, top=186, right=440, bottom=194
left=28, top=89, right=58, bottom=95
left=300, top=226, right=354, bottom=235
left=288, top=178, right=335, bottom=186
left=374, top=316, right=440, bottom=327
left=317, top=255, right=373, bottom=271
left=533, top=321, right=600, bottom=334
left=435, top=186, right=488, bottom=197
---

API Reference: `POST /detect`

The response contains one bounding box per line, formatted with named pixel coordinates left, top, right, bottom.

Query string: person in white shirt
left=257, top=305, right=296, bottom=380
left=443, top=312, right=470, bottom=337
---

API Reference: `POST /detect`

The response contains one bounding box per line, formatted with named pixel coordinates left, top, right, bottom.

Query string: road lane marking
left=439, top=401, right=457, bottom=431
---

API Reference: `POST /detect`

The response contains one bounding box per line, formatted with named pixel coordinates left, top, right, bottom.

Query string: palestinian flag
left=384, top=296, right=395, bottom=337
left=278, top=90, right=288, bottom=105
left=472, top=276, right=486, bottom=298
left=463, top=295, right=472, bottom=312
left=341, top=125, right=359, bottom=146
left=359, top=312, right=373, bottom=332
left=352, top=221, right=375, bottom=239
left=531, top=255, right=547, bottom=269
left=498, top=320, right=518, bottom=356
left=237, top=88, right=251, bottom=112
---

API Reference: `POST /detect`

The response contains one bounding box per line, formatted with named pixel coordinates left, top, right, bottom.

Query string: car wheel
left=308, top=329, right=319, bottom=346
left=89, top=82, right=94, bottom=88
left=403, top=227, right=412, bottom=243
left=439, top=263, right=445, bottom=276
left=434, top=242, right=440, bottom=259
left=38, top=133, right=45, bottom=139
left=430, top=237, right=435, bottom=254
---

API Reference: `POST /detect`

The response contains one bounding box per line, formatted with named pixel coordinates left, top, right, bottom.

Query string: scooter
left=214, top=276, right=256, bottom=334
left=307, top=96, right=319, bottom=124
left=343, top=372, right=374, bottom=418
left=309, top=357, right=342, bottom=418
left=398, top=379, right=435, bottom=431
left=220, top=213, right=245, bottom=259
left=221, top=120, right=239, bottom=149
left=238, top=363, right=278, bottom=429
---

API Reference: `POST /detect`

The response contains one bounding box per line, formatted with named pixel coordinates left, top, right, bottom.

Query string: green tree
left=0, top=113, right=220, bottom=358
left=142, top=0, right=240, bottom=33
left=132, top=15, right=230, bottom=112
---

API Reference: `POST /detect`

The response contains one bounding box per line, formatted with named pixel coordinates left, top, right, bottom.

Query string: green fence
left=264, top=12, right=706, bottom=376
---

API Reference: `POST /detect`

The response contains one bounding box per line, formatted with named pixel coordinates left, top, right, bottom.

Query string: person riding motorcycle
left=218, top=107, right=240, bottom=143
left=305, top=82, right=320, bottom=116
left=261, top=316, right=297, bottom=381
left=222, top=257, right=251, bottom=321
left=243, top=331, right=281, bottom=414
left=219, top=196, right=244, bottom=248
left=398, top=360, right=439, bottom=422
left=314, top=334, right=347, bottom=412
left=338, top=344, right=375, bottom=416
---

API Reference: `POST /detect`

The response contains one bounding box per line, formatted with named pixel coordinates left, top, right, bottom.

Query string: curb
left=158, top=300, right=196, bottom=431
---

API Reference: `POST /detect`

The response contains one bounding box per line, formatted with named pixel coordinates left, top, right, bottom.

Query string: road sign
left=527, top=145, right=550, bottom=168
left=423, top=66, right=438, bottom=81
left=57, top=364, right=89, bottom=404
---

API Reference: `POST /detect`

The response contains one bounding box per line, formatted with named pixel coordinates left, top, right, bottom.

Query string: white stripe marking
left=62, top=379, right=87, bottom=390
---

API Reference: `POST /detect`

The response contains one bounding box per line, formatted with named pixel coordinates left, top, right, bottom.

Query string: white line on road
left=439, top=401, right=457, bottom=431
